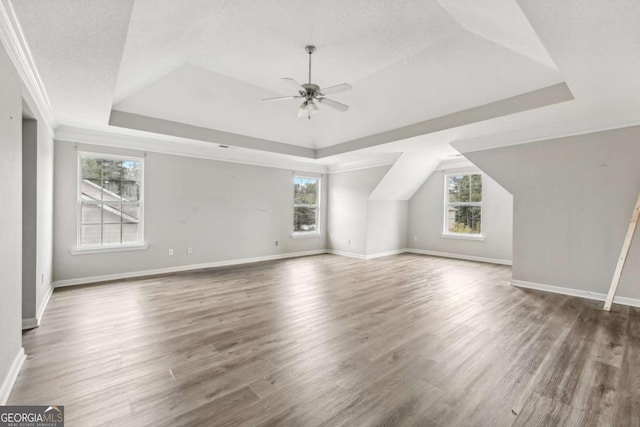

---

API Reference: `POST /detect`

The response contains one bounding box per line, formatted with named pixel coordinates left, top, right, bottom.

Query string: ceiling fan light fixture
left=263, top=46, right=351, bottom=118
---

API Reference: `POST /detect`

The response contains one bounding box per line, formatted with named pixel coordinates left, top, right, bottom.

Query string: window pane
left=81, top=158, right=101, bottom=179
left=122, top=202, right=141, bottom=222
left=122, top=160, right=142, bottom=181
left=101, top=179, right=122, bottom=201
left=294, top=207, right=317, bottom=232
left=99, top=160, right=123, bottom=180
left=81, top=179, right=103, bottom=201
left=447, top=175, right=461, bottom=203
left=81, top=203, right=103, bottom=224
left=122, top=223, right=140, bottom=243
left=471, top=174, right=482, bottom=202
left=121, top=181, right=140, bottom=201
left=103, top=224, right=122, bottom=245
left=459, top=175, right=471, bottom=203
left=103, top=202, right=123, bottom=224
left=294, top=177, right=318, bottom=204
left=447, top=205, right=481, bottom=234
left=81, top=224, right=101, bottom=245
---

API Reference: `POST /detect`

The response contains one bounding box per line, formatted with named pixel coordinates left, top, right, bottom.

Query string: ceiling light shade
left=308, top=100, right=319, bottom=114
left=298, top=101, right=309, bottom=117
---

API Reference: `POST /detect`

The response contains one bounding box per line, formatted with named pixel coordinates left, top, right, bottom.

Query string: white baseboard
left=53, top=250, right=327, bottom=288
left=326, top=250, right=366, bottom=259
left=405, top=248, right=512, bottom=266
left=21, top=284, right=57, bottom=329
left=22, top=318, right=38, bottom=330
left=0, top=347, right=26, bottom=405
left=36, top=283, right=54, bottom=324
left=511, top=280, right=640, bottom=308
left=366, top=249, right=406, bottom=259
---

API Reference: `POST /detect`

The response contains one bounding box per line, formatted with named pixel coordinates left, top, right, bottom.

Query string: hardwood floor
left=8, top=254, right=640, bottom=426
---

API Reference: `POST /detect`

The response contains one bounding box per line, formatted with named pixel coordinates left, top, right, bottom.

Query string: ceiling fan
left=262, top=45, right=351, bottom=118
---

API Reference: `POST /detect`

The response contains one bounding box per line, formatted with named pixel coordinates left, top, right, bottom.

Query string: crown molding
left=327, top=153, right=400, bottom=174
left=0, top=0, right=54, bottom=128
left=55, top=125, right=329, bottom=174
left=451, top=119, right=640, bottom=154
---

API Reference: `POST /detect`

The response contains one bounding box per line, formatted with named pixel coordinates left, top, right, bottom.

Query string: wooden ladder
left=604, top=191, right=640, bottom=311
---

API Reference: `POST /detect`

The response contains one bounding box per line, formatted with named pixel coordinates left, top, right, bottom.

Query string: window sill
left=440, top=233, right=485, bottom=241
left=71, top=243, right=149, bottom=255
left=291, top=232, right=321, bottom=239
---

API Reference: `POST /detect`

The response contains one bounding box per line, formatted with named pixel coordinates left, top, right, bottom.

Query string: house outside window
left=77, top=153, right=144, bottom=249
left=293, top=175, right=320, bottom=236
left=444, top=172, right=482, bottom=238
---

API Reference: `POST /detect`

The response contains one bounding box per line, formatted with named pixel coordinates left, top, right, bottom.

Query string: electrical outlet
left=413, top=236, right=418, bottom=242
left=41, top=273, right=44, bottom=284
left=187, top=247, right=193, bottom=255
left=168, top=248, right=174, bottom=256
left=348, top=240, right=351, bottom=246
left=275, top=241, right=279, bottom=246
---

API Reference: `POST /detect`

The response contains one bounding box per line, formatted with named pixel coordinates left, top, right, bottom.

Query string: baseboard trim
left=366, top=249, right=406, bottom=259
left=405, top=248, right=512, bottom=266
left=36, top=284, right=54, bottom=324
left=0, top=347, right=26, bottom=405
left=53, top=250, right=327, bottom=288
left=326, top=250, right=367, bottom=259
left=511, top=280, right=640, bottom=308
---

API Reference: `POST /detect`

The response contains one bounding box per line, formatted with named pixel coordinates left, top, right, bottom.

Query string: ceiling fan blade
left=262, top=95, right=301, bottom=102
left=318, top=83, right=352, bottom=96
left=318, top=97, right=349, bottom=112
left=282, top=78, right=306, bottom=92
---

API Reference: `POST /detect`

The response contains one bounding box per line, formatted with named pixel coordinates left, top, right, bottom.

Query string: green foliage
left=448, top=173, right=482, bottom=203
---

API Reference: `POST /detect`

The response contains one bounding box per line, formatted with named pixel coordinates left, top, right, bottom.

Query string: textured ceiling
left=12, top=0, right=563, bottom=151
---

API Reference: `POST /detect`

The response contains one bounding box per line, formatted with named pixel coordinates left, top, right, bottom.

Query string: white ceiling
left=9, top=0, right=640, bottom=199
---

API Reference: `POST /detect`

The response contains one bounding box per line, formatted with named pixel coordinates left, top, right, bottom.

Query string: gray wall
left=326, top=166, right=390, bottom=256
left=22, top=119, right=37, bottom=320
left=407, top=167, right=513, bottom=262
left=366, top=200, right=408, bottom=255
left=0, top=43, right=23, bottom=396
left=466, top=125, right=640, bottom=299
left=53, top=142, right=327, bottom=282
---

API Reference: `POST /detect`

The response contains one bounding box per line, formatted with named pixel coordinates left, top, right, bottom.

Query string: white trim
left=0, top=347, right=26, bottom=405
left=406, top=248, right=512, bottom=266
left=53, top=250, right=327, bottom=287
left=440, top=233, right=485, bottom=241
left=366, top=249, right=406, bottom=259
left=452, top=119, right=640, bottom=154
left=0, top=0, right=54, bottom=128
left=326, top=249, right=367, bottom=259
left=327, top=157, right=399, bottom=174
left=56, top=126, right=328, bottom=174
left=70, top=243, right=149, bottom=255
left=511, top=280, right=640, bottom=308
left=22, top=318, right=37, bottom=330
left=21, top=283, right=54, bottom=330
left=290, top=233, right=321, bottom=239
left=36, top=283, right=53, bottom=324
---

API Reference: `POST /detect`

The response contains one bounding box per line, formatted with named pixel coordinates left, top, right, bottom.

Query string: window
left=293, top=175, right=320, bottom=236
left=444, top=172, right=482, bottom=237
left=77, top=153, right=144, bottom=249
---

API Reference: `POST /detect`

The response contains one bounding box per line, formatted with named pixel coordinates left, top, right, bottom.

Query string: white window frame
left=442, top=171, right=484, bottom=241
left=72, top=152, right=147, bottom=254
left=292, top=174, right=321, bottom=238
